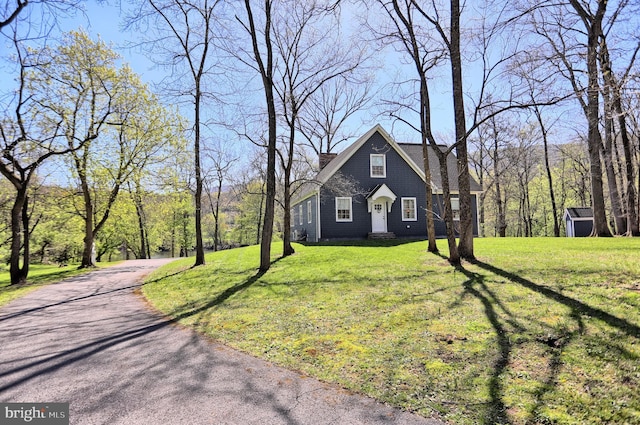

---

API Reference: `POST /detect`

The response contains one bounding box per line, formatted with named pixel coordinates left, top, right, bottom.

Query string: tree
left=373, top=0, right=442, bottom=255
left=237, top=0, right=278, bottom=272
left=599, top=33, right=640, bottom=235
left=202, top=142, right=237, bottom=251
left=298, top=78, right=373, bottom=156
left=34, top=31, right=173, bottom=268
left=0, top=0, right=81, bottom=31
left=0, top=29, right=104, bottom=283
left=127, top=0, right=225, bottom=267
left=270, top=1, right=366, bottom=257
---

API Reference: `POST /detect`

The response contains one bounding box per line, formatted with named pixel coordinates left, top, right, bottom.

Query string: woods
left=2, top=0, right=640, bottom=280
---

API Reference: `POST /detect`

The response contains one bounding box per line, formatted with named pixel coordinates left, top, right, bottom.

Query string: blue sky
left=1, top=1, right=475, bottom=156
left=54, top=1, right=457, bottom=144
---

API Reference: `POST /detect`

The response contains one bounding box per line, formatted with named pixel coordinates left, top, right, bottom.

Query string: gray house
left=290, top=124, right=483, bottom=242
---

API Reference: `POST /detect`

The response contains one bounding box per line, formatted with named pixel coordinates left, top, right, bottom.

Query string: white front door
left=371, top=201, right=387, bottom=233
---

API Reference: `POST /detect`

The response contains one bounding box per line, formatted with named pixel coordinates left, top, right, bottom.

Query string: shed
left=564, top=207, right=594, bottom=237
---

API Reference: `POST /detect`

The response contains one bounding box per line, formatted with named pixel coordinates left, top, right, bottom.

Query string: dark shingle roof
left=565, top=207, right=594, bottom=219
left=294, top=124, right=483, bottom=203
left=397, top=143, right=483, bottom=193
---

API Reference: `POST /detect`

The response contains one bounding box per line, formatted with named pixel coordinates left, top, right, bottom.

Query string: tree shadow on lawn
left=159, top=258, right=284, bottom=323
left=442, top=254, right=640, bottom=425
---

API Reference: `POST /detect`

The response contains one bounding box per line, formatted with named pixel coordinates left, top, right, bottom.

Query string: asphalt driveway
left=0, top=259, right=445, bottom=425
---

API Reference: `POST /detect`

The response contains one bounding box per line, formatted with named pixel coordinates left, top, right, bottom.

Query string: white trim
left=401, top=197, right=417, bottom=221
left=451, top=197, right=460, bottom=221
left=370, top=153, right=386, bottom=178
left=307, top=200, right=312, bottom=224
left=367, top=184, right=397, bottom=213
left=299, top=204, right=303, bottom=225
left=315, top=125, right=426, bottom=185
left=335, top=197, right=353, bottom=222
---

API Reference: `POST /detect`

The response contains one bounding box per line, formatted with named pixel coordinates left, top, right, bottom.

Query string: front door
left=371, top=201, right=387, bottom=233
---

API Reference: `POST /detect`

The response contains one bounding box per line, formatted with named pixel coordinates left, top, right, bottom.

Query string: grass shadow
left=163, top=258, right=284, bottom=323
left=469, top=259, right=640, bottom=339
left=436, top=252, right=640, bottom=424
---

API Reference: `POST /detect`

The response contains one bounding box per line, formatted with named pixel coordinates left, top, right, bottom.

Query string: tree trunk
left=569, top=0, right=611, bottom=237
left=599, top=38, right=639, bottom=235
left=80, top=198, right=96, bottom=268
left=536, top=109, right=560, bottom=236
left=436, top=153, right=460, bottom=265
left=449, top=0, right=474, bottom=260
left=602, top=109, right=626, bottom=234
left=493, top=137, right=507, bottom=237
left=194, top=85, right=206, bottom=266
left=132, top=184, right=148, bottom=259
left=9, top=188, right=29, bottom=285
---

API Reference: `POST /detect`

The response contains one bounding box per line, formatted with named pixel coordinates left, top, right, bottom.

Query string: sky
left=1, top=0, right=480, bottom=163
left=50, top=1, right=457, bottom=146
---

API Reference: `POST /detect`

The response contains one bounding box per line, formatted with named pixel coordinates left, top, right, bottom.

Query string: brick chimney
left=319, top=152, right=338, bottom=169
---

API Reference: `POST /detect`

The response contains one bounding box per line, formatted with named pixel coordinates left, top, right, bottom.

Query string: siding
left=319, top=131, right=429, bottom=240
left=290, top=193, right=318, bottom=242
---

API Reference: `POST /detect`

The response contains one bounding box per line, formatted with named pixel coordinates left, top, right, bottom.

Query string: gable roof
left=314, top=124, right=426, bottom=185
left=295, top=124, right=482, bottom=202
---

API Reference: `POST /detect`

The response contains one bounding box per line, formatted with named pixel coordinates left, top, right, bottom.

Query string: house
left=563, top=207, right=594, bottom=237
left=290, top=124, right=483, bottom=242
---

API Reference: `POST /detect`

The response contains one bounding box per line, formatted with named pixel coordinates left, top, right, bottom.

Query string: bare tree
left=373, top=0, right=447, bottom=256
left=270, top=2, right=366, bottom=257
left=599, top=33, right=640, bottom=235
left=298, top=78, right=373, bottom=156
left=236, top=0, right=278, bottom=272
left=0, top=0, right=81, bottom=31
left=126, top=0, right=225, bottom=266
left=203, top=142, right=237, bottom=251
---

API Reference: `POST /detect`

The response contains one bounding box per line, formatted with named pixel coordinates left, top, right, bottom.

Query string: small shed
left=564, top=207, right=594, bottom=237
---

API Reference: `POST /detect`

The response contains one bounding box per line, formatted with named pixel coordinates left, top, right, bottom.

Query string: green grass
left=142, top=238, right=640, bottom=425
left=0, top=263, right=115, bottom=307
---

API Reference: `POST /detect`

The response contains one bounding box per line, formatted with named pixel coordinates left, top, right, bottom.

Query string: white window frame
left=335, top=197, right=353, bottom=222
left=401, top=197, right=417, bottom=221
left=299, top=205, right=303, bottom=225
left=370, top=154, right=386, bottom=178
left=307, top=200, right=312, bottom=223
left=451, top=197, right=460, bottom=221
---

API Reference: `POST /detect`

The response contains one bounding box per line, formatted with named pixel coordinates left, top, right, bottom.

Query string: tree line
left=2, top=0, right=639, bottom=284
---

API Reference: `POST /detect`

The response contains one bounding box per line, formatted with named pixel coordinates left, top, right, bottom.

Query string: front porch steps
left=368, top=232, right=396, bottom=240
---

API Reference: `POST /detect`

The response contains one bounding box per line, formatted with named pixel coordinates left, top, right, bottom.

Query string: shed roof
left=564, top=207, right=594, bottom=219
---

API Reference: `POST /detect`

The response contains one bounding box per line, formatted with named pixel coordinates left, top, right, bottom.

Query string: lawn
left=142, top=238, right=640, bottom=425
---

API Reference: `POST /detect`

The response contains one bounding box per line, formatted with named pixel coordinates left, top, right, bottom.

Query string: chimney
left=319, top=152, right=338, bottom=169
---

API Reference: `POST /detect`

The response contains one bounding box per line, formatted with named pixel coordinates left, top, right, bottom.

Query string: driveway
left=0, top=259, right=445, bottom=425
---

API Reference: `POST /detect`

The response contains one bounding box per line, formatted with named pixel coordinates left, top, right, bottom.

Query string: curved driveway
left=0, top=259, right=445, bottom=425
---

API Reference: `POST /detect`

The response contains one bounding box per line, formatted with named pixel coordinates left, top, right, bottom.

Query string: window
left=370, top=154, right=386, bottom=178
left=307, top=200, right=312, bottom=223
left=335, top=197, right=352, bottom=222
left=290, top=208, right=295, bottom=227
left=451, top=197, right=460, bottom=221
left=402, top=197, right=417, bottom=221
left=299, top=205, right=303, bottom=225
